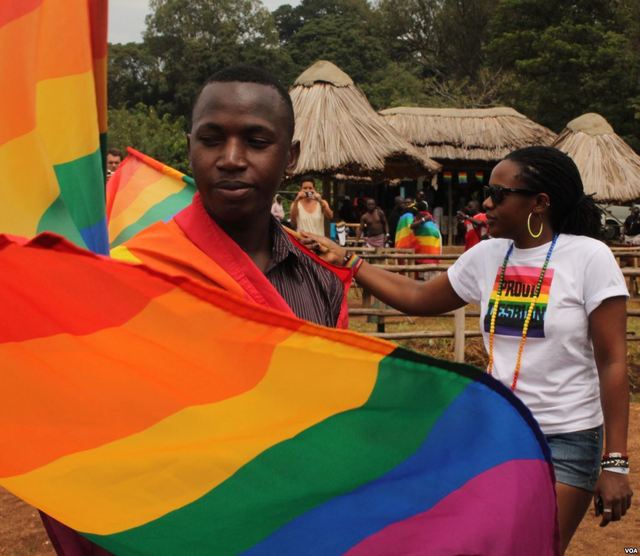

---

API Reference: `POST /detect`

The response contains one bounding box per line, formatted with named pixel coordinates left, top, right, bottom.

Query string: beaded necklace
left=487, top=234, right=559, bottom=391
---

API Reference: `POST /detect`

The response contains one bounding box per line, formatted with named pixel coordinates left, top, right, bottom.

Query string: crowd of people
left=62, top=64, right=631, bottom=555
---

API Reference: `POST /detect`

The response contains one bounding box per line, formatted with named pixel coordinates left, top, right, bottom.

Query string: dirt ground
left=1, top=405, right=638, bottom=555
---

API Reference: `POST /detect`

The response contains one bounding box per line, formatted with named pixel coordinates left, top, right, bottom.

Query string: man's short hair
left=192, top=65, right=295, bottom=139
left=107, top=148, right=122, bottom=159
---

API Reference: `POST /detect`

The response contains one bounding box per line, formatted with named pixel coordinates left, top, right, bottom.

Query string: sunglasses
left=483, top=185, right=537, bottom=205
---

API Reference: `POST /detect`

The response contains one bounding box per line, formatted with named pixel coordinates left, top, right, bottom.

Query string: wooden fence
left=347, top=245, right=640, bottom=363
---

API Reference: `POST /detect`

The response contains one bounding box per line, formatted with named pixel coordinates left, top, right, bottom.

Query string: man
left=106, top=148, right=122, bottom=178
left=415, top=189, right=428, bottom=212
left=357, top=198, right=389, bottom=248
left=42, top=65, right=353, bottom=555
left=624, top=205, right=640, bottom=244
left=457, top=200, right=488, bottom=251
left=387, top=195, right=404, bottom=245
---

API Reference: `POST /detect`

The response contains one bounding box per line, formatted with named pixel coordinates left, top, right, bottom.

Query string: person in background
left=290, top=177, right=333, bottom=235
left=416, top=189, right=428, bottom=212
left=303, top=146, right=633, bottom=555
left=387, top=195, right=405, bottom=245
left=457, top=199, right=489, bottom=251
left=357, top=198, right=389, bottom=248
left=338, top=195, right=357, bottom=224
left=271, top=194, right=285, bottom=222
left=623, top=206, right=640, bottom=245
left=395, top=199, right=441, bottom=264
left=106, top=148, right=122, bottom=179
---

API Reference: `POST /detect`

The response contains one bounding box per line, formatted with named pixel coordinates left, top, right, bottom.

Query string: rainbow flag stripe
left=106, top=148, right=196, bottom=247
left=0, top=234, right=558, bottom=555
left=0, top=0, right=108, bottom=254
left=484, top=266, right=555, bottom=338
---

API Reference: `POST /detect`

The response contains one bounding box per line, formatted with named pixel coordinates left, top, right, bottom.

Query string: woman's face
left=483, top=159, right=538, bottom=240
left=301, top=181, right=316, bottom=194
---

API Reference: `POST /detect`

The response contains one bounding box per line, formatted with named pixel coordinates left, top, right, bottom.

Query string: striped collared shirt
left=265, top=221, right=342, bottom=327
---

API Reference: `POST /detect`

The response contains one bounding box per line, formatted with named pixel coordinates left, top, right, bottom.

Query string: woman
left=291, top=177, right=333, bottom=236
left=304, top=147, right=632, bottom=554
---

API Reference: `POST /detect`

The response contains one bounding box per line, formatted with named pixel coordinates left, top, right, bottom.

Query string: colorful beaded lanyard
left=487, top=234, right=559, bottom=391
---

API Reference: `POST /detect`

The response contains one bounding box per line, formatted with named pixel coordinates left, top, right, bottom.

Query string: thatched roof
left=379, top=107, right=556, bottom=161
left=289, top=61, right=441, bottom=178
left=552, top=113, right=640, bottom=202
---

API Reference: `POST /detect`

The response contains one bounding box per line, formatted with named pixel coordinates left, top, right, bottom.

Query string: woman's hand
left=298, top=231, right=346, bottom=266
left=594, top=471, right=633, bottom=526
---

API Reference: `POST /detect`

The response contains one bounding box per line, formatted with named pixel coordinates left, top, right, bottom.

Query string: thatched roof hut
left=379, top=107, right=556, bottom=161
left=552, top=113, right=640, bottom=202
left=289, top=61, right=441, bottom=178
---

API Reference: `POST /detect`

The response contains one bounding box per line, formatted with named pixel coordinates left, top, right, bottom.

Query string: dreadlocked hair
left=505, top=146, right=602, bottom=238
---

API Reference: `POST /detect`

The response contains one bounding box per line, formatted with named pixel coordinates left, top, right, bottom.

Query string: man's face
left=188, top=81, right=299, bottom=227
left=366, top=199, right=376, bottom=212
left=106, top=154, right=121, bottom=174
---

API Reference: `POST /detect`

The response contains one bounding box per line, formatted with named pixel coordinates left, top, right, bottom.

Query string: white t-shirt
left=447, top=235, right=628, bottom=434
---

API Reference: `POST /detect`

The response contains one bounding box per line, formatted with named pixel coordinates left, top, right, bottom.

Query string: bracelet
left=343, top=253, right=364, bottom=275
left=603, top=452, right=627, bottom=460
left=603, top=466, right=630, bottom=475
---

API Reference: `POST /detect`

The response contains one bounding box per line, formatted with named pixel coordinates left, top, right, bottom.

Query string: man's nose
left=217, top=139, right=247, bottom=170
left=482, top=196, right=493, bottom=211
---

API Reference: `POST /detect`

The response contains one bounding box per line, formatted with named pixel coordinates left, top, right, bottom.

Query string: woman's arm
left=319, top=197, right=333, bottom=219
left=299, top=232, right=466, bottom=315
left=590, top=296, right=633, bottom=526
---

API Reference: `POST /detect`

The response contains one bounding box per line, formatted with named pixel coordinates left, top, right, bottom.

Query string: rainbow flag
left=442, top=171, right=452, bottom=185
left=475, top=170, right=484, bottom=183
left=0, top=233, right=558, bottom=555
left=106, top=148, right=196, bottom=247
left=458, top=171, right=468, bottom=185
left=0, top=0, right=109, bottom=254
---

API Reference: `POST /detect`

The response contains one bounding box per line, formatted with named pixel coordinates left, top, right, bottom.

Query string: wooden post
left=447, top=180, right=453, bottom=246
left=454, top=307, right=465, bottom=362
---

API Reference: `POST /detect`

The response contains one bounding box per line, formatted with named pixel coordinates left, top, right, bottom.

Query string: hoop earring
left=527, top=212, right=543, bottom=238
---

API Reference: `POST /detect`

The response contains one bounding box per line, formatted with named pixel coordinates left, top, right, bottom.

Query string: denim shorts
left=544, top=425, right=603, bottom=492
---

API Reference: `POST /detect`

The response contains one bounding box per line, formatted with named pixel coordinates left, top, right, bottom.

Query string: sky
left=108, top=0, right=299, bottom=44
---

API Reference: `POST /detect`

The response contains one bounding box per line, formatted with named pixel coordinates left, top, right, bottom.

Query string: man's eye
left=199, top=136, right=221, bottom=145
left=248, top=137, right=271, bottom=148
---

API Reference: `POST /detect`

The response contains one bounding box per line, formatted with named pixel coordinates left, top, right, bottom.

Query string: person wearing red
left=457, top=200, right=488, bottom=251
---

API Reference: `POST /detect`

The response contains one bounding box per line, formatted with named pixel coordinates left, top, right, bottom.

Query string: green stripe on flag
left=110, top=185, right=195, bottom=247
left=88, top=350, right=470, bottom=556
left=52, top=148, right=106, bottom=231
left=37, top=195, right=87, bottom=248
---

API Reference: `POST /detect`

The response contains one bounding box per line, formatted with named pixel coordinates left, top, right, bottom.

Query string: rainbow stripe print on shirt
left=484, top=266, right=555, bottom=338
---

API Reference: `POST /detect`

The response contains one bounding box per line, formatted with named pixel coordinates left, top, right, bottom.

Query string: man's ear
left=286, top=140, right=300, bottom=174
left=186, top=133, right=192, bottom=168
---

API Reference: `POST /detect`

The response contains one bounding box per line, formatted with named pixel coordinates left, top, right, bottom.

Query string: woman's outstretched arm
left=300, top=232, right=466, bottom=316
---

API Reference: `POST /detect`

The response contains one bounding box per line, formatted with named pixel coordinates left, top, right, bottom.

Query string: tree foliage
left=107, top=0, right=640, bottom=154
left=108, top=104, right=189, bottom=172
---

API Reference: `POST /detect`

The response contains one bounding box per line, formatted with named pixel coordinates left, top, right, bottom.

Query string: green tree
left=486, top=0, right=639, bottom=143
left=143, top=0, right=286, bottom=117
left=108, top=42, right=166, bottom=109
left=108, top=104, right=190, bottom=172
left=436, top=0, right=497, bottom=78
left=283, top=0, right=389, bottom=86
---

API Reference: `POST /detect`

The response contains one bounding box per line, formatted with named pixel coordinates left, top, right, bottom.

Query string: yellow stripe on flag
left=36, top=71, right=100, bottom=164
left=0, top=131, right=59, bottom=236
left=2, top=326, right=383, bottom=534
